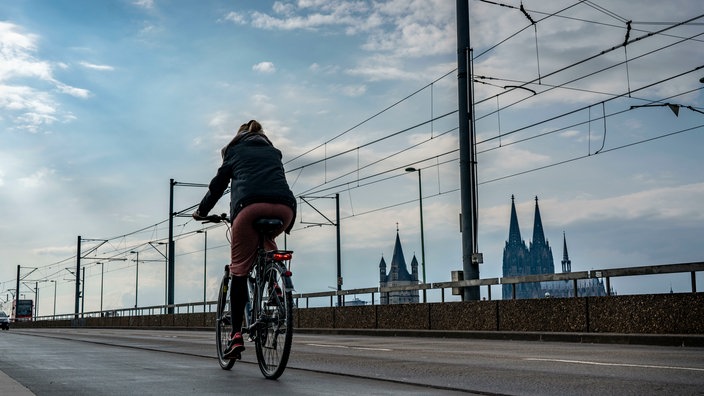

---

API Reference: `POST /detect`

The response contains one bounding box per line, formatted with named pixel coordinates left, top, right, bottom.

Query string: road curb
left=294, top=328, right=704, bottom=347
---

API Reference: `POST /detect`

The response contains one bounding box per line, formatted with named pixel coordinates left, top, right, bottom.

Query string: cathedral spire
left=532, top=196, right=547, bottom=246
left=507, top=195, right=523, bottom=245
left=390, top=228, right=412, bottom=282
left=561, top=231, right=572, bottom=273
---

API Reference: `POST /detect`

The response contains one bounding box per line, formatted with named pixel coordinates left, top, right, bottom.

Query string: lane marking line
left=306, top=343, right=392, bottom=352
left=525, top=358, right=704, bottom=372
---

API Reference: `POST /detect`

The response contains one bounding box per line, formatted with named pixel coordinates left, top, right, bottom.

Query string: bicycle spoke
left=253, top=262, right=293, bottom=379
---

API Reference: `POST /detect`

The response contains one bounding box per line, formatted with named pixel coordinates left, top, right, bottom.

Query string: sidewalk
left=0, top=370, right=34, bottom=396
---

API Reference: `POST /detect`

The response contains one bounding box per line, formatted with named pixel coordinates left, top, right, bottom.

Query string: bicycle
left=200, top=213, right=294, bottom=380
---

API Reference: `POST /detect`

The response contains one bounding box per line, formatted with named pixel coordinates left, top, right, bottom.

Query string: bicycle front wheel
left=215, top=274, right=235, bottom=370
left=253, top=262, right=293, bottom=379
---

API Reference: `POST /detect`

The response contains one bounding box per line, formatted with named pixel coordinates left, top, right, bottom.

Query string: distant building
left=542, top=232, right=609, bottom=298
left=379, top=228, right=420, bottom=304
left=502, top=195, right=608, bottom=299
left=345, top=297, right=367, bottom=306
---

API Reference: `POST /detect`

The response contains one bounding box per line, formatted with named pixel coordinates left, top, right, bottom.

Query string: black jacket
left=197, top=133, right=296, bottom=233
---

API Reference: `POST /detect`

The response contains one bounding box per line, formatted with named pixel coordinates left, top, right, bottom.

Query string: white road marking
left=306, top=343, right=392, bottom=352
left=525, top=358, right=704, bottom=372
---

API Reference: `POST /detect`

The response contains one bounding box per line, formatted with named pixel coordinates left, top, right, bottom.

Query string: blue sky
left=1, top=0, right=703, bottom=314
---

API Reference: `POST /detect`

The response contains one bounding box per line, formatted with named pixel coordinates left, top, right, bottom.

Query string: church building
left=502, top=195, right=608, bottom=299
left=378, top=228, right=420, bottom=304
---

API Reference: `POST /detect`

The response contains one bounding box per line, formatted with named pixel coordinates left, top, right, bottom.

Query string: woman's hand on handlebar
left=193, top=211, right=228, bottom=223
left=192, top=210, right=207, bottom=221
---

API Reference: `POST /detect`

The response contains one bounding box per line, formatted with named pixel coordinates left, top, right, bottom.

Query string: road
left=1, top=329, right=703, bottom=395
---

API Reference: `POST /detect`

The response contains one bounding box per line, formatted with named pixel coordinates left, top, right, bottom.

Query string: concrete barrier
left=15, top=293, right=704, bottom=336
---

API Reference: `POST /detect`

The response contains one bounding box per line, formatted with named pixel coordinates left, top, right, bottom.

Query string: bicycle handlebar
left=194, top=213, right=229, bottom=224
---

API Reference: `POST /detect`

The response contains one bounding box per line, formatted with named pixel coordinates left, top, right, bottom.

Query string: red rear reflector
left=284, top=271, right=293, bottom=277
left=273, top=253, right=292, bottom=261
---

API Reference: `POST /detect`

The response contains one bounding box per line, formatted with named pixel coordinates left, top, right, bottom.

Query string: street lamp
left=149, top=241, right=169, bottom=307
left=405, top=167, right=427, bottom=294
left=197, top=229, right=208, bottom=311
left=130, top=251, right=139, bottom=308
left=50, top=280, right=57, bottom=318
left=98, top=262, right=104, bottom=314
left=158, top=242, right=168, bottom=306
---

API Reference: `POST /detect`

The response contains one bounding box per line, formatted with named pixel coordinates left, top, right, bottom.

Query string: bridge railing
left=30, top=261, right=702, bottom=320
left=293, top=261, right=703, bottom=308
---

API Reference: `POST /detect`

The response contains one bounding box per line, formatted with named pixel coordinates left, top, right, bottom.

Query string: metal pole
left=52, top=281, right=57, bottom=318
left=35, top=281, right=38, bottom=318
left=168, top=179, right=175, bottom=313
left=407, top=167, right=428, bottom=303
left=100, top=262, right=104, bottom=313
left=81, top=267, right=86, bottom=318
left=457, top=0, right=480, bottom=300
left=131, top=251, right=139, bottom=308
left=203, top=230, right=207, bottom=311
left=75, top=236, right=81, bottom=319
left=336, top=193, right=342, bottom=307
left=15, top=265, right=20, bottom=314
left=418, top=169, right=427, bottom=303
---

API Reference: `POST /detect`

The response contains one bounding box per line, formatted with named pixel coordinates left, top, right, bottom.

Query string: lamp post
left=197, top=229, right=208, bottom=311
left=406, top=167, right=427, bottom=303
left=130, top=251, right=139, bottom=308
left=158, top=242, right=168, bottom=307
left=98, top=262, right=104, bottom=314
left=50, top=280, right=57, bottom=318
left=149, top=241, right=169, bottom=307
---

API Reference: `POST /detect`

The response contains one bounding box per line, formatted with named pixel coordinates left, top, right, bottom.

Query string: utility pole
left=75, top=236, right=81, bottom=319
left=81, top=267, right=86, bottom=318
left=457, top=0, right=480, bottom=300
left=335, top=193, right=342, bottom=307
left=15, top=265, right=20, bottom=309
left=168, top=179, right=175, bottom=314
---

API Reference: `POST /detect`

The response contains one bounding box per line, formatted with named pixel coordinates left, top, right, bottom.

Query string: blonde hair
left=238, top=119, right=263, bottom=134
left=222, top=119, right=265, bottom=158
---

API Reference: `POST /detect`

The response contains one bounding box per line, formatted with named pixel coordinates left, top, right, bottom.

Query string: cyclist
left=193, top=119, right=296, bottom=359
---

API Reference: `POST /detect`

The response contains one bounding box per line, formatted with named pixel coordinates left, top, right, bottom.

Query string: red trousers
left=229, top=202, right=294, bottom=276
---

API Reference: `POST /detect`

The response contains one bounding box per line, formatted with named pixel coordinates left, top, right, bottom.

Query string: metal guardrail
left=293, top=261, right=703, bottom=308
left=30, top=261, right=702, bottom=319
left=32, top=301, right=219, bottom=322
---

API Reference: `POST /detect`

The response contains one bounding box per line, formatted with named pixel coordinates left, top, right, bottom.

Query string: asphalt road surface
left=1, top=329, right=703, bottom=395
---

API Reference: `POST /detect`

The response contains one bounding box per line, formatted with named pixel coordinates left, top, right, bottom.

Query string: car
left=0, top=311, right=9, bottom=330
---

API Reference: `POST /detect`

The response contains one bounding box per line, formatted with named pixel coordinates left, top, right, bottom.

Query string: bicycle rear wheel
left=253, top=262, right=293, bottom=379
left=215, top=274, right=235, bottom=370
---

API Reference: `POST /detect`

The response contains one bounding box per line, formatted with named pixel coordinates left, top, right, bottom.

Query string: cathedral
left=502, top=195, right=608, bottom=299
left=378, top=228, right=420, bottom=304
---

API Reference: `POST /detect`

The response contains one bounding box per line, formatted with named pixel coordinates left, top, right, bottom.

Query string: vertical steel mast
left=457, top=0, right=480, bottom=300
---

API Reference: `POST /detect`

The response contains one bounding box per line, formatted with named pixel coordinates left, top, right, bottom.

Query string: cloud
left=79, top=62, right=115, bottom=71
left=0, top=22, right=86, bottom=131
left=252, top=61, right=276, bottom=74
left=238, top=1, right=456, bottom=82
left=222, top=11, right=246, bottom=25
left=18, top=167, right=54, bottom=188
left=133, top=0, right=155, bottom=10
left=333, top=84, right=367, bottom=97
left=55, top=82, right=90, bottom=98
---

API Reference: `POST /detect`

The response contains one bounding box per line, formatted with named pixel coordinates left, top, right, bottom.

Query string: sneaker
left=223, top=332, right=245, bottom=359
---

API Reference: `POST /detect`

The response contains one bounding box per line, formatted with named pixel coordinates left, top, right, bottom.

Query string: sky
left=1, top=0, right=703, bottom=315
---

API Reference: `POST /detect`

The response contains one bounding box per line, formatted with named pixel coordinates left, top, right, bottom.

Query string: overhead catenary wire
left=5, top=2, right=702, bottom=299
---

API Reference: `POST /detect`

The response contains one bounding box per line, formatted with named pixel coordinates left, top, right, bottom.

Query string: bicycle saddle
left=254, top=218, right=284, bottom=234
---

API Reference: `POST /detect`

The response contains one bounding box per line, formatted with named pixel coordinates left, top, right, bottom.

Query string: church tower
left=530, top=196, right=555, bottom=276
left=502, top=195, right=531, bottom=299
left=561, top=232, right=571, bottom=273
left=379, top=228, right=419, bottom=304
left=379, top=256, right=387, bottom=283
